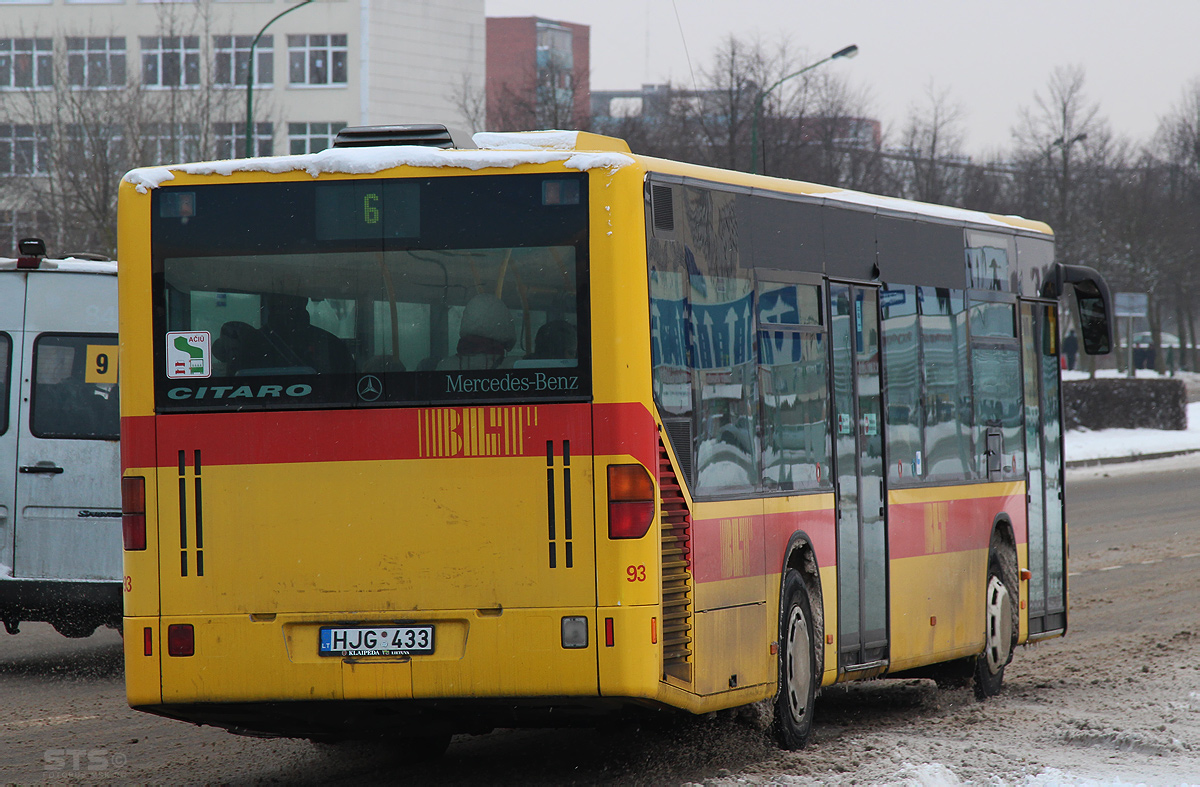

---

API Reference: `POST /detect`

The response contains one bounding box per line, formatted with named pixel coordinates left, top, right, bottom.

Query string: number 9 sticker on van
left=166, top=331, right=211, bottom=378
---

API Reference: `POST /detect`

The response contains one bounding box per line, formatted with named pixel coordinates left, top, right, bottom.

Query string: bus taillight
left=607, top=464, right=654, bottom=539
left=167, top=624, right=194, bottom=657
left=122, top=476, right=146, bottom=551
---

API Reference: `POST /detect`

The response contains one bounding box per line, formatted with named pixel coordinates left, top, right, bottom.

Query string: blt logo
left=166, top=331, right=211, bottom=378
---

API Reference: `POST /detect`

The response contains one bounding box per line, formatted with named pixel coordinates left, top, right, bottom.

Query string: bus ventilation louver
left=651, top=185, right=675, bottom=234
left=658, top=437, right=693, bottom=683
left=332, top=124, right=476, bottom=150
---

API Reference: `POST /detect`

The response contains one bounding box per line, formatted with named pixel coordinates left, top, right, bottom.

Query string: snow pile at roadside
left=1063, top=368, right=1200, bottom=463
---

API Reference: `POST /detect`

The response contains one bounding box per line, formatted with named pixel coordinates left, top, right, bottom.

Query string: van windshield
left=152, top=174, right=590, bottom=410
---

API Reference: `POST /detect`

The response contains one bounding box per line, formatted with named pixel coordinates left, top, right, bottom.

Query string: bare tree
left=1151, top=80, right=1200, bottom=370
left=1012, top=65, right=1103, bottom=267
left=450, top=73, right=487, bottom=135
left=0, top=4, right=243, bottom=256
left=898, top=82, right=967, bottom=204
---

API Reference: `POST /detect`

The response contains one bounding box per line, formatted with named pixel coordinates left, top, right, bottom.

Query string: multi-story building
left=486, top=16, right=589, bottom=132
left=0, top=0, right=484, bottom=254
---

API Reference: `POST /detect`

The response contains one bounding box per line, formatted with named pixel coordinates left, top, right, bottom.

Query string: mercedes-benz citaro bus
left=117, top=125, right=1113, bottom=754
left=1, top=239, right=121, bottom=639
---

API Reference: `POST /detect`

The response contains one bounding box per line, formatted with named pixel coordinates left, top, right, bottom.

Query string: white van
left=0, top=239, right=121, bottom=638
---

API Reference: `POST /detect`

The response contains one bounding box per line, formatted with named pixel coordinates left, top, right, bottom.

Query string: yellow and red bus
left=117, top=125, right=1113, bottom=751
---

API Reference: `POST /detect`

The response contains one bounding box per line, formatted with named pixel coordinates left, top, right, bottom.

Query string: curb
left=1065, top=448, right=1200, bottom=469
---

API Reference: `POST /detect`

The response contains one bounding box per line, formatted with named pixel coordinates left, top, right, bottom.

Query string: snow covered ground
left=1063, top=370, right=1200, bottom=466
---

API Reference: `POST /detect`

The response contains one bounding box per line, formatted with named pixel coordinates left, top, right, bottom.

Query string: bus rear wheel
left=973, top=559, right=1014, bottom=699
left=772, top=569, right=817, bottom=749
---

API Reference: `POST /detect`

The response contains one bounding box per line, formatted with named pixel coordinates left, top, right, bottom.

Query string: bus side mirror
left=1057, top=263, right=1113, bottom=355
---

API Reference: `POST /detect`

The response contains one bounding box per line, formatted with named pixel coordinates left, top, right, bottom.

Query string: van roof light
left=17, top=237, right=46, bottom=269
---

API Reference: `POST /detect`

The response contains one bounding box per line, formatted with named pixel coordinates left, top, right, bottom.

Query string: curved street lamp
left=750, top=44, right=858, bottom=175
left=244, top=0, right=315, bottom=157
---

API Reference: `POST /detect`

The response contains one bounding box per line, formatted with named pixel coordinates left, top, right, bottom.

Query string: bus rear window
left=153, top=174, right=590, bottom=410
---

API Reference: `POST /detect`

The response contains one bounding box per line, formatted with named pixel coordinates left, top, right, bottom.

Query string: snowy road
left=1, top=419, right=1197, bottom=784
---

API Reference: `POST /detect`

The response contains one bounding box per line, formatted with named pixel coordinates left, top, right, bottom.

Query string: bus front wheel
left=973, top=558, right=1014, bottom=699
left=772, top=569, right=818, bottom=749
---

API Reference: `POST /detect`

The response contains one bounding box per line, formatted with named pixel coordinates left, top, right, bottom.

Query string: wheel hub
left=785, top=606, right=812, bottom=721
left=984, top=575, right=1013, bottom=674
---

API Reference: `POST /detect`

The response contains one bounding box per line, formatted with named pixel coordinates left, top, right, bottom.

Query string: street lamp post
left=244, top=0, right=315, bottom=158
left=750, top=44, right=858, bottom=175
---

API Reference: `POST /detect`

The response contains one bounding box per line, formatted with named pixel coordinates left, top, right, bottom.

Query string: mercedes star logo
left=356, top=374, right=383, bottom=401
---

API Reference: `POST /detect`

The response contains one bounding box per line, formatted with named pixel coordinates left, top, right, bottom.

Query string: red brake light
left=121, top=476, right=146, bottom=551
left=167, top=624, right=194, bottom=657
left=143, top=627, right=153, bottom=656
left=607, top=464, right=654, bottom=539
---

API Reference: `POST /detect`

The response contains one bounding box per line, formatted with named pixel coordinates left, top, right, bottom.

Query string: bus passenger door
left=829, top=283, right=888, bottom=670
left=1021, top=302, right=1066, bottom=634
left=12, top=274, right=121, bottom=581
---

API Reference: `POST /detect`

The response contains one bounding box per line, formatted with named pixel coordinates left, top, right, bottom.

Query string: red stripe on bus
left=126, top=404, right=593, bottom=467
left=886, top=493, right=1027, bottom=560
left=123, top=402, right=656, bottom=470
left=689, top=489, right=1027, bottom=585
left=592, top=402, right=657, bottom=471
left=690, top=507, right=836, bottom=585
left=120, top=416, right=157, bottom=472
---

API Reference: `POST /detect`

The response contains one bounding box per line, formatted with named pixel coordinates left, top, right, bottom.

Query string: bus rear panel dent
left=118, top=126, right=1111, bottom=745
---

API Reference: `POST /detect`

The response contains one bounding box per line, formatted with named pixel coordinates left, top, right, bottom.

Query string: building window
left=67, top=37, right=126, bottom=88
left=0, top=124, right=52, bottom=175
left=215, top=121, right=273, bottom=158
left=141, top=36, right=200, bottom=88
left=213, top=34, right=273, bottom=86
left=140, top=122, right=201, bottom=165
left=287, top=34, right=347, bottom=86
left=0, top=38, right=53, bottom=89
left=288, top=122, right=346, bottom=154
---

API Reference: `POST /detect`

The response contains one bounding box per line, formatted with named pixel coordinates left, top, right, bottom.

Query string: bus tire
left=973, top=558, right=1014, bottom=699
left=772, top=569, right=818, bottom=749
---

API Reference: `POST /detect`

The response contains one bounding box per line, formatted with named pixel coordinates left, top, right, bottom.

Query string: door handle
left=19, top=464, right=64, bottom=474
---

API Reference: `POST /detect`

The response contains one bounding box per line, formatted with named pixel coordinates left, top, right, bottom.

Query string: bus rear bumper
left=134, top=696, right=648, bottom=740
left=128, top=607, right=670, bottom=735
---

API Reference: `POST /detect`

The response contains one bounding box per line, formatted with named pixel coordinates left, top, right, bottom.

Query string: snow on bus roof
left=123, top=139, right=635, bottom=194
left=121, top=129, right=1044, bottom=233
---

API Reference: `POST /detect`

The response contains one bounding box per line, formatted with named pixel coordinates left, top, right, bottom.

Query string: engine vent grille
left=659, top=436, right=693, bottom=684
left=662, top=417, right=692, bottom=486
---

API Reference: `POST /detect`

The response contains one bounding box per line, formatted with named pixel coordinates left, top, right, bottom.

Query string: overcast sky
left=485, top=0, right=1200, bottom=156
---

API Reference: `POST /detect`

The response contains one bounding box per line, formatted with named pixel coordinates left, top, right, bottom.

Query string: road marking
left=1099, top=565, right=1123, bottom=571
